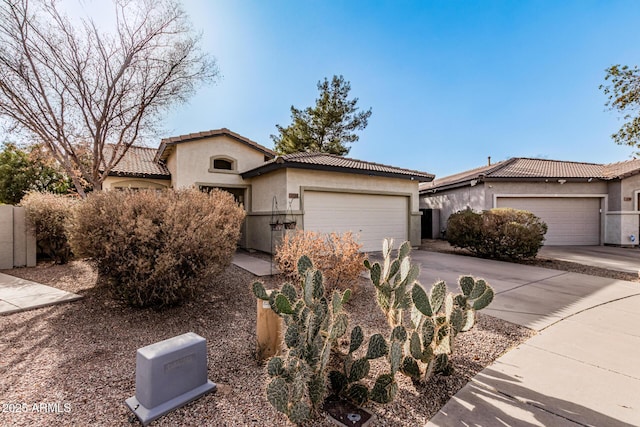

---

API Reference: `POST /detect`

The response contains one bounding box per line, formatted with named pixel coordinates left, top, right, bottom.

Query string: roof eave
left=242, top=162, right=433, bottom=182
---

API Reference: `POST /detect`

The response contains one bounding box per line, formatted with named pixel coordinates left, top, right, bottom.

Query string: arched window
left=209, top=156, right=236, bottom=172
left=214, top=158, right=233, bottom=170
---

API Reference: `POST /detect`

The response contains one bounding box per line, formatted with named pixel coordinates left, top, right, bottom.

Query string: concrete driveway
left=538, top=245, right=639, bottom=274
left=409, top=250, right=638, bottom=331
left=400, top=250, right=640, bottom=426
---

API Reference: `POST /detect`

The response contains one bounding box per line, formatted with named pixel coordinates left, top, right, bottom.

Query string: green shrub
left=275, top=230, right=365, bottom=293
left=70, top=188, right=245, bottom=307
left=446, top=207, right=547, bottom=260
left=21, top=191, right=76, bottom=264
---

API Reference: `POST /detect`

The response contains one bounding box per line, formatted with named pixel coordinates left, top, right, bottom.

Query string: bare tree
left=0, top=0, right=217, bottom=196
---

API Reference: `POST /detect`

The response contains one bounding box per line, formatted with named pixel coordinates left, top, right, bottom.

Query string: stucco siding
left=288, top=169, right=420, bottom=248
left=485, top=181, right=607, bottom=201
left=421, top=184, right=485, bottom=232
left=621, top=174, right=640, bottom=211
left=286, top=169, right=419, bottom=211
left=605, top=174, right=640, bottom=246
left=245, top=168, right=421, bottom=251
left=171, top=136, right=267, bottom=189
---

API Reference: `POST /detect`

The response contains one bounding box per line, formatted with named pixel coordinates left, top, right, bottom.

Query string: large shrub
left=275, top=230, right=365, bottom=293
left=446, top=207, right=547, bottom=260
left=21, top=191, right=76, bottom=264
left=69, top=188, right=245, bottom=307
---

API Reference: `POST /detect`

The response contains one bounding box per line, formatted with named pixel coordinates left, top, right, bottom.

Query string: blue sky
left=93, top=1, right=640, bottom=177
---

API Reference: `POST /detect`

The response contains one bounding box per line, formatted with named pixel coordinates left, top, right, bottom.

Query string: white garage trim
left=302, top=188, right=410, bottom=252
left=494, top=194, right=606, bottom=246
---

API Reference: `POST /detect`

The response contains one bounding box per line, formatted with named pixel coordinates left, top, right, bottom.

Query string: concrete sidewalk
left=232, top=252, right=278, bottom=276
left=0, top=272, right=82, bottom=315
left=406, top=251, right=640, bottom=426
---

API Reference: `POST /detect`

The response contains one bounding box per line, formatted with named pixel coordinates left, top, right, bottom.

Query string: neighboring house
left=420, top=157, right=640, bottom=246
left=102, top=128, right=434, bottom=252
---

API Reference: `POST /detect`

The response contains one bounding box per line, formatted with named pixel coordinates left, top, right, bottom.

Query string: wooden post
left=256, top=291, right=282, bottom=361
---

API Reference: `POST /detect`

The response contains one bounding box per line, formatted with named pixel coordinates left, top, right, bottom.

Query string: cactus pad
left=472, top=286, right=494, bottom=310
left=267, top=357, right=285, bottom=377
left=289, top=401, right=310, bottom=424
left=400, top=356, right=421, bottom=379
left=281, top=282, right=298, bottom=302
left=390, top=341, right=403, bottom=375
left=370, top=374, right=397, bottom=404
left=459, top=275, right=475, bottom=296
left=345, top=384, right=369, bottom=405
left=391, top=325, right=407, bottom=342
left=297, top=255, right=313, bottom=276
left=285, top=325, right=301, bottom=348
left=275, top=294, right=294, bottom=314
left=328, top=370, right=348, bottom=393
left=469, top=279, right=487, bottom=299
left=252, top=281, right=269, bottom=300
left=349, top=358, right=371, bottom=382
left=349, top=326, right=364, bottom=353
left=370, top=262, right=381, bottom=286
left=331, top=313, right=348, bottom=339
left=266, top=377, right=289, bottom=414
left=366, top=334, right=389, bottom=359
left=430, top=281, right=447, bottom=313
left=422, top=317, right=435, bottom=346
left=412, top=284, right=433, bottom=316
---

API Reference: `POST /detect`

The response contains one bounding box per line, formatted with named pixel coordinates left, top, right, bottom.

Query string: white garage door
left=496, top=197, right=601, bottom=245
left=304, top=191, right=408, bottom=252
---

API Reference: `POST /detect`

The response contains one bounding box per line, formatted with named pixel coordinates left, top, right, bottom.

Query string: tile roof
left=102, top=144, right=170, bottom=178
left=242, top=152, right=434, bottom=181
left=155, top=128, right=276, bottom=162
left=489, top=158, right=603, bottom=178
left=420, top=157, right=640, bottom=192
left=603, top=159, right=640, bottom=178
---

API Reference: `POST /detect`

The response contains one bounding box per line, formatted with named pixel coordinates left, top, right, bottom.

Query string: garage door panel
left=496, top=197, right=600, bottom=246
left=304, top=192, right=408, bottom=252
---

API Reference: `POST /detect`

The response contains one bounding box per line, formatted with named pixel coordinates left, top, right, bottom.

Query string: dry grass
left=0, top=259, right=532, bottom=426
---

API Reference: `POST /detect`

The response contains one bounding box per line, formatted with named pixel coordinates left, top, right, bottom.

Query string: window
left=209, top=156, right=236, bottom=173
left=213, top=158, right=233, bottom=170
left=199, top=185, right=245, bottom=205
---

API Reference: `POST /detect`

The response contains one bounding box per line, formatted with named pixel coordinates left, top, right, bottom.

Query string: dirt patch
left=0, top=259, right=532, bottom=426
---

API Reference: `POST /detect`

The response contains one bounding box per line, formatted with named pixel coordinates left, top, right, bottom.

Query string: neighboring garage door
left=496, top=197, right=601, bottom=245
left=304, top=191, right=408, bottom=252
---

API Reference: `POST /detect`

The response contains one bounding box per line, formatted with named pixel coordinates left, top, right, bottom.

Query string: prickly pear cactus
left=366, top=239, right=495, bottom=383
left=251, top=241, right=494, bottom=423
left=252, top=255, right=351, bottom=424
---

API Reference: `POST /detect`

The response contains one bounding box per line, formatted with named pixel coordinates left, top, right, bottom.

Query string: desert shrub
left=444, top=207, right=483, bottom=249
left=69, top=188, right=245, bottom=308
left=446, top=207, right=547, bottom=260
left=21, top=191, right=76, bottom=264
left=275, top=230, right=365, bottom=292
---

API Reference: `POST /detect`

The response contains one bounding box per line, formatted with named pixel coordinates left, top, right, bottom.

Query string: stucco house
left=420, top=157, right=640, bottom=247
left=102, top=128, right=434, bottom=252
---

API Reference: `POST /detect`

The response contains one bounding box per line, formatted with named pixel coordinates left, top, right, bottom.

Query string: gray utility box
left=125, top=332, right=216, bottom=426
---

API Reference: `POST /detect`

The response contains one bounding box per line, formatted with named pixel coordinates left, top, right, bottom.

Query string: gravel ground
left=420, top=239, right=640, bottom=283
left=0, top=258, right=533, bottom=426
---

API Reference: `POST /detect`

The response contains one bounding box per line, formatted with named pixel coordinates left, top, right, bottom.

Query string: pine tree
left=272, top=75, right=372, bottom=156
